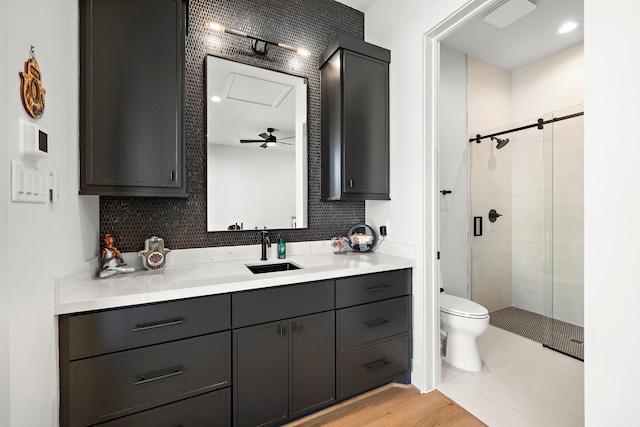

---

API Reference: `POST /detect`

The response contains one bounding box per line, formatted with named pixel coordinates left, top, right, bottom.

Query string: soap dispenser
left=277, top=233, right=286, bottom=259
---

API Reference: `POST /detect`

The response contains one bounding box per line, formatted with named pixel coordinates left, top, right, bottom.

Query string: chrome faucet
left=260, top=230, right=271, bottom=261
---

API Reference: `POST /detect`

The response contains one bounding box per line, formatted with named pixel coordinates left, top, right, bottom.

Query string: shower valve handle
left=489, top=209, right=502, bottom=222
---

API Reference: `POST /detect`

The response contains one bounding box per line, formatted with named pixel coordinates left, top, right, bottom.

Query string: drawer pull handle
left=364, top=359, right=391, bottom=372
left=132, top=319, right=184, bottom=332
left=365, top=318, right=391, bottom=329
left=366, top=285, right=392, bottom=292
left=211, top=380, right=229, bottom=388
left=133, top=368, right=184, bottom=386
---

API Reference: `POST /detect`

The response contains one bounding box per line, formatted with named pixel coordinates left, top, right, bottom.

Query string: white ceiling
left=336, top=0, right=584, bottom=71
left=443, top=0, right=583, bottom=70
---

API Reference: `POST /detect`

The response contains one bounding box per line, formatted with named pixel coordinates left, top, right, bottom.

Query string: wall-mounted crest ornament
left=19, top=46, right=46, bottom=119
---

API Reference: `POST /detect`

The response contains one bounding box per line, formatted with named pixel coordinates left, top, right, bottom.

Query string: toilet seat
left=440, top=294, right=489, bottom=319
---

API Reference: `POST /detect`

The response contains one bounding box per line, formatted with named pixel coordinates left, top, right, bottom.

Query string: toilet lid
left=440, top=294, right=489, bottom=319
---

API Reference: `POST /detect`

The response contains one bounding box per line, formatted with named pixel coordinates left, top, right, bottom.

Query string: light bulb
left=207, top=22, right=224, bottom=32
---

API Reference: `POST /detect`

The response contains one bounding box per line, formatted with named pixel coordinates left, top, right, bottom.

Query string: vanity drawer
left=336, top=334, right=410, bottom=400
left=335, top=269, right=411, bottom=308
left=337, top=296, right=410, bottom=354
left=232, top=280, right=334, bottom=328
left=98, top=388, right=231, bottom=427
left=62, top=294, right=230, bottom=360
left=68, top=332, right=230, bottom=427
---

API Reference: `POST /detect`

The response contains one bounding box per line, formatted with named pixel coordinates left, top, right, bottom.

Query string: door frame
left=422, top=0, right=500, bottom=387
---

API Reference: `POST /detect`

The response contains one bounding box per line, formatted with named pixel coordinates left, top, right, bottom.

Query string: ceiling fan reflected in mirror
left=240, top=127, right=294, bottom=148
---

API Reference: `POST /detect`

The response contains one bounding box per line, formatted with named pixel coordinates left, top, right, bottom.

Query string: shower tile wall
left=468, top=57, right=513, bottom=312
left=468, top=43, right=584, bottom=325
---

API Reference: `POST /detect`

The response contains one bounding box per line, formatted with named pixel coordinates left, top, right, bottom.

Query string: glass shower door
left=542, top=105, right=584, bottom=360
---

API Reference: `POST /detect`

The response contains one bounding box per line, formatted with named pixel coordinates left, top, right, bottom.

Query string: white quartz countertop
left=54, top=243, right=414, bottom=315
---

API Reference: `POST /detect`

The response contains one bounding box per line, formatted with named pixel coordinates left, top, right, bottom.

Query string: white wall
left=1, top=0, right=11, bottom=424
left=3, top=1, right=99, bottom=425
left=437, top=46, right=469, bottom=299
left=584, top=0, right=640, bottom=424
left=364, top=0, right=469, bottom=391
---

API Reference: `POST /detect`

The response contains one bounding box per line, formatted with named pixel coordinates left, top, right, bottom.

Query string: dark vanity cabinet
left=335, top=269, right=412, bottom=399
left=79, top=0, right=187, bottom=197
left=58, top=268, right=411, bottom=427
left=58, top=295, right=232, bottom=427
left=232, top=281, right=335, bottom=427
left=320, top=34, right=391, bottom=201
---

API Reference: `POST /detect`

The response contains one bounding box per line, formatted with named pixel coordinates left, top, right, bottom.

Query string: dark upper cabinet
left=79, top=0, right=187, bottom=197
left=320, top=34, right=391, bottom=201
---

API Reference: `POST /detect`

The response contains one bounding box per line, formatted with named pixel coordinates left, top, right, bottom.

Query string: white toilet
left=440, top=292, right=490, bottom=372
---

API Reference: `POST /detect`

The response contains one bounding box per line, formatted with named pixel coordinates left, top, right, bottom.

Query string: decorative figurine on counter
left=99, top=233, right=135, bottom=278
left=138, top=236, right=171, bottom=270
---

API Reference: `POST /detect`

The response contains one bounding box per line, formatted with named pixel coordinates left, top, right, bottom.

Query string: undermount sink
left=246, top=262, right=301, bottom=274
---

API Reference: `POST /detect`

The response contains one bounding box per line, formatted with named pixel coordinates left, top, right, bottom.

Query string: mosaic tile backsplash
left=100, top=0, right=365, bottom=252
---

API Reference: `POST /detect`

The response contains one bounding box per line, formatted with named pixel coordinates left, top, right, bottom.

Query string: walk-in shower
left=469, top=105, right=584, bottom=361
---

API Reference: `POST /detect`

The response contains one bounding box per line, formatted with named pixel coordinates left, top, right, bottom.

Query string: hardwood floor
left=285, top=383, right=486, bottom=427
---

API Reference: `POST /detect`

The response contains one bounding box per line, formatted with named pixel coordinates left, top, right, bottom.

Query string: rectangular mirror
left=206, top=56, right=308, bottom=231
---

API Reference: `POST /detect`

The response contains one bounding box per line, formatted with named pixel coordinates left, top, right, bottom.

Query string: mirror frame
left=206, top=55, right=309, bottom=232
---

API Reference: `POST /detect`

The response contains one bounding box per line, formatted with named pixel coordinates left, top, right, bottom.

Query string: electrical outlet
left=380, top=219, right=390, bottom=236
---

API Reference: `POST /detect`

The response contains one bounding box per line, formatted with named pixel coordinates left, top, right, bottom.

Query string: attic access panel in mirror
left=206, top=56, right=308, bottom=232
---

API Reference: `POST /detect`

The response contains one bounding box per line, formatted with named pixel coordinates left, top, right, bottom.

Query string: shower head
left=491, top=136, right=510, bottom=149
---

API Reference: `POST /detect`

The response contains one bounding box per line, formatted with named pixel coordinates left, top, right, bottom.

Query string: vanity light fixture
left=207, top=21, right=310, bottom=57
left=558, top=21, right=579, bottom=34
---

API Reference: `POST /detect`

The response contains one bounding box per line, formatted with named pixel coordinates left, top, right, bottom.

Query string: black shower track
left=469, top=111, right=584, bottom=144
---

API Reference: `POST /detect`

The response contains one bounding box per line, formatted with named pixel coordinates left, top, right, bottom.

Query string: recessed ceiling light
left=211, top=95, right=222, bottom=102
left=558, top=21, right=579, bottom=34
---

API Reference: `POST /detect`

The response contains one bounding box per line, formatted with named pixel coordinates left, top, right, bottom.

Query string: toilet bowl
left=440, top=293, right=489, bottom=372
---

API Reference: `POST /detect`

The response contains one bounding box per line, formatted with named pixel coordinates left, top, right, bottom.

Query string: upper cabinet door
left=341, top=50, right=389, bottom=198
left=79, top=0, right=187, bottom=197
left=320, top=34, right=390, bottom=201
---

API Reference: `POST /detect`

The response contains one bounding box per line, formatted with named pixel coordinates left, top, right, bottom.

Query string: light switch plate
left=11, top=160, right=47, bottom=203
